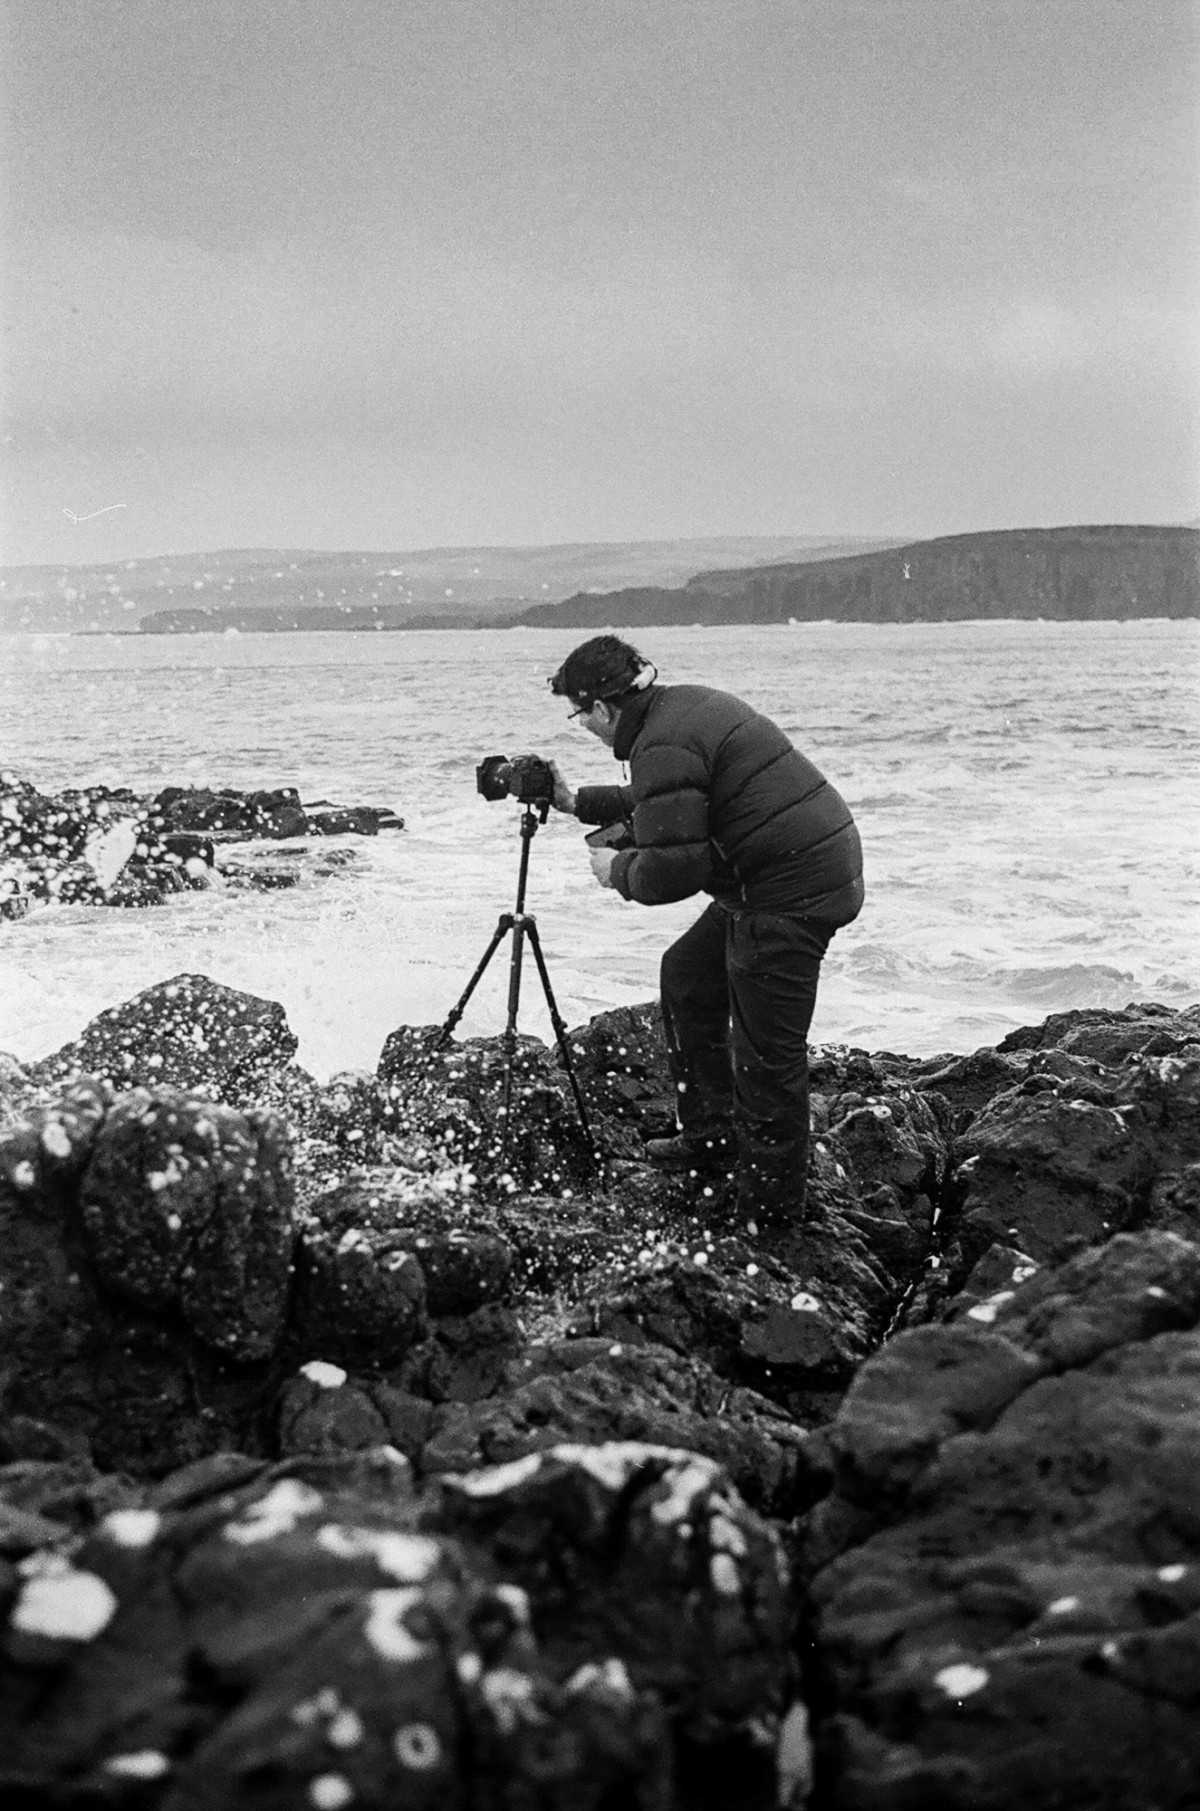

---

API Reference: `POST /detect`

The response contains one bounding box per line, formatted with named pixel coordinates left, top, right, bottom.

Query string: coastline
left=2, top=978, right=1198, bottom=1805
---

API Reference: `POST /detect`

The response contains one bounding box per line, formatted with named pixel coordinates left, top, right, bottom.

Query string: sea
left=1, top=620, right=1196, bottom=1081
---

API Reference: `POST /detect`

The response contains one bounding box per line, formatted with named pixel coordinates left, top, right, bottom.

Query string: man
left=547, top=634, right=864, bottom=1225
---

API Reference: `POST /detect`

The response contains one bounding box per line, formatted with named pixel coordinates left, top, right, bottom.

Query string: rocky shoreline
left=1, top=980, right=1198, bottom=1807
left=0, top=776, right=404, bottom=919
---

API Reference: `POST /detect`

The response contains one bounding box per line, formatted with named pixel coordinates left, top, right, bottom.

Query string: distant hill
left=0, top=535, right=889, bottom=634
left=512, top=525, right=1200, bottom=628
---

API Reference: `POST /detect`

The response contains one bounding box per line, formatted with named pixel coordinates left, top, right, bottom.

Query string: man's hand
left=546, top=760, right=576, bottom=814
left=589, top=845, right=617, bottom=889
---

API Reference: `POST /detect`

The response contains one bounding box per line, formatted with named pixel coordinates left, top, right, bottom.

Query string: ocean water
left=1, top=620, right=1196, bottom=1079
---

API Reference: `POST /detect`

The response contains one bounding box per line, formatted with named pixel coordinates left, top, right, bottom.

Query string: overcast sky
left=2, top=0, right=1197, bottom=565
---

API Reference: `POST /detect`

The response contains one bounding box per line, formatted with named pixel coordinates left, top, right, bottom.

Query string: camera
left=476, top=753, right=556, bottom=806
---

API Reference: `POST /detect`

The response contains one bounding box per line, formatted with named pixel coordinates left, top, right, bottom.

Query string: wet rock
left=377, top=1025, right=595, bottom=1193
left=80, top=1088, right=294, bottom=1362
left=909, top=1045, right=1028, bottom=1123
left=276, top=1366, right=396, bottom=1458
left=0, top=1082, right=296, bottom=1471
left=293, top=1207, right=429, bottom=1372
left=301, top=1179, right=515, bottom=1316
left=948, top=1081, right=1157, bottom=1274
left=30, top=973, right=301, bottom=1103
left=413, top=1339, right=816, bottom=1516
left=152, top=784, right=310, bottom=839
left=998, top=1000, right=1200, bottom=1064
left=0, top=1445, right=790, bottom=1810
left=151, top=785, right=404, bottom=842
left=561, top=1002, right=678, bottom=1137
left=800, top=1234, right=1200, bottom=1807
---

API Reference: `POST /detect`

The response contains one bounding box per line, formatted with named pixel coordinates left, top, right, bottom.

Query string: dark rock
left=30, top=973, right=300, bottom=1103
left=561, top=1001, right=678, bottom=1134
left=151, top=784, right=309, bottom=839
left=377, top=1025, right=595, bottom=1193
left=276, top=1367, right=395, bottom=1458
left=79, top=1088, right=294, bottom=1361
left=0, top=1445, right=791, bottom=1809
left=301, top=1179, right=515, bottom=1316
left=800, top=1231, right=1200, bottom=1808
left=909, top=1045, right=1028, bottom=1123
left=948, top=1082, right=1157, bottom=1274
left=292, top=1198, right=430, bottom=1370
left=997, top=1000, right=1200, bottom=1061
left=0, top=1082, right=296, bottom=1472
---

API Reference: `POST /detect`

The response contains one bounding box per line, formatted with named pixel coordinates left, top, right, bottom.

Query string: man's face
left=571, top=699, right=618, bottom=747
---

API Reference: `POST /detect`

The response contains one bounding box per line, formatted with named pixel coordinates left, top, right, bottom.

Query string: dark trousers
left=659, top=901, right=831, bottom=1218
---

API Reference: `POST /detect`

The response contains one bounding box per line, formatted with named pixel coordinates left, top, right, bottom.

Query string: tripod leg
left=434, top=915, right=513, bottom=1049
left=523, top=918, right=598, bottom=1169
left=498, top=916, right=527, bottom=1171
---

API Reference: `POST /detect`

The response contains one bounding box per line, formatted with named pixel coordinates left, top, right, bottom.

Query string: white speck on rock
left=692, top=1249, right=709, bottom=1266
left=315, top=1524, right=440, bottom=1580
left=104, top=1752, right=170, bottom=1779
left=301, top=1361, right=348, bottom=1390
left=935, top=1663, right=988, bottom=1698
left=328, top=1708, right=364, bottom=1748
left=103, top=1509, right=162, bottom=1548
left=650, top=1455, right=721, bottom=1525
left=455, top=1651, right=483, bottom=1684
left=492, top=1583, right=531, bottom=1625
left=710, top=1552, right=740, bottom=1595
left=966, top=1290, right=1015, bottom=1324
left=709, top=1512, right=748, bottom=1556
left=1145, top=1286, right=1168, bottom=1300
left=776, top=1700, right=813, bottom=1806
left=1047, top=1596, right=1079, bottom=1615
left=1157, top=1564, right=1186, bottom=1582
left=41, top=1121, right=72, bottom=1159
left=480, top=1667, right=536, bottom=1734
left=12, top=1568, right=118, bottom=1641
left=225, top=1479, right=323, bottom=1545
left=363, top=1587, right=429, bottom=1661
left=447, top=1452, right=542, bottom=1496
left=566, top=1657, right=633, bottom=1697
left=309, top=1775, right=353, bottom=1809
left=789, top=1292, right=820, bottom=1312
left=393, top=1722, right=442, bottom=1770
left=11, top=1160, right=36, bottom=1189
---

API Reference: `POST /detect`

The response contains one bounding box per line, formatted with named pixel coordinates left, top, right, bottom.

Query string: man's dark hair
left=548, top=635, right=653, bottom=710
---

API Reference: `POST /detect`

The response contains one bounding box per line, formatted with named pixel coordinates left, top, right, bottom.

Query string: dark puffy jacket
left=574, top=684, right=864, bottom=923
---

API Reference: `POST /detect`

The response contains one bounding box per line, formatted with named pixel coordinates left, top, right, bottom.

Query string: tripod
left=435, top=802, right=596, bottom=1175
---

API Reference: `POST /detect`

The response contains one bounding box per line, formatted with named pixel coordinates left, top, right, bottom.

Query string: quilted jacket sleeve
left=574, top=783, right=634, bottom=825
left=611, top=740, right=712, bottom=905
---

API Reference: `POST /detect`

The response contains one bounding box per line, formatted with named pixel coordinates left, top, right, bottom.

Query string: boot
left=644, top=1131, right=735, bottom=1176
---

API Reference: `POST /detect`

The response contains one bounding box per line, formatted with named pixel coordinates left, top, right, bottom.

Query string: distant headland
left=0, top=524, right=1195, bottom=633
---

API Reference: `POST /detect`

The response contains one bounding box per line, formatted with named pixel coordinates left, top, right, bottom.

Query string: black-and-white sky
left=2, top=0, right=1197, bottom=565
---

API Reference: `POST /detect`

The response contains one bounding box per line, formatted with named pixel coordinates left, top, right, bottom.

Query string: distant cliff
left=513, top=525, right=1200, bottom=627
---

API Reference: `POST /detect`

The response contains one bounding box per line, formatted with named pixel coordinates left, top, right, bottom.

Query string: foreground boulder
left=0, top=1081, right=295, bottom=1468
left=800, top=1231, right=1200, bottom=1808
left=0, top=1443, right=794, bottom=1810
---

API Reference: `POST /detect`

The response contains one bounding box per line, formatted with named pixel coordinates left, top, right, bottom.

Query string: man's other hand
left=546, top=761, right=576, bottom=814
left=589, top=846, right=617, bottom=889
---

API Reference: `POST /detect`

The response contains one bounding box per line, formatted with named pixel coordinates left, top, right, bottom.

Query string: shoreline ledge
left=1, top=978, right=1198, bottom=1808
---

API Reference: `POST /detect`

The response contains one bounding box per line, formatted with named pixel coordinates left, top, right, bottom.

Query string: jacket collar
left=612, top=684, right=660, bottom=761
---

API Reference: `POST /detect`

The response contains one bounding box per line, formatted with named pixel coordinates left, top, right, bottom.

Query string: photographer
left=547, top=635, right=864, bottom=1227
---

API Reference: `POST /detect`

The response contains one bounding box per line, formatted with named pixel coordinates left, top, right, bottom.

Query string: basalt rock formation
left=1, top=985, right=1197, bottom=1807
